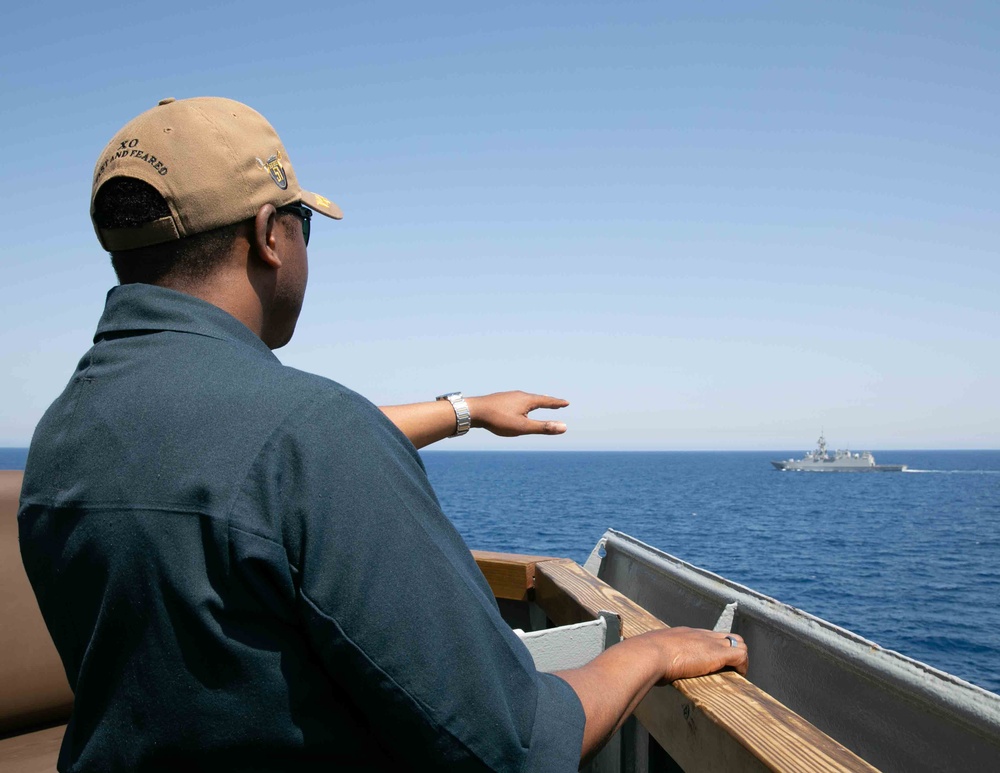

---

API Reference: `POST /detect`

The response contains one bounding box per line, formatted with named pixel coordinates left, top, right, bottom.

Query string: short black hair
left=93, top=177, right=242, bottom=286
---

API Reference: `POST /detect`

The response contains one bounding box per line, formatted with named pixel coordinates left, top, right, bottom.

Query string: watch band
left=436, top=392, right=471, bottom=437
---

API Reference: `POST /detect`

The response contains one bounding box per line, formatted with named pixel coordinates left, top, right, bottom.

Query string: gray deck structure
left=586, top=530, right=1000, bottom=772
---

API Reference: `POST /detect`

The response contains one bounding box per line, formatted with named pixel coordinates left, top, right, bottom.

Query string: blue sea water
left=423, top=450, right=1000, bottom=696
left=5, top=446, right=999, bottom=695
left=0, top=448, right=29, bottom=469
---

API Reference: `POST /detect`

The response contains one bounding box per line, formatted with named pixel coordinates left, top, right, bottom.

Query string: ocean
left=423, top=449, right=1000, bottom=695
left=5, top=447, right=999, bottom=695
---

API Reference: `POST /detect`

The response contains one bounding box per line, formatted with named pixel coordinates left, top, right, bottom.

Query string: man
left=19, top=97, right=747, bottom=772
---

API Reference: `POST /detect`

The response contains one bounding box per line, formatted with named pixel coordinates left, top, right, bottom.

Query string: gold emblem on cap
left=256, top=150, right=288, bottom=190
left=314, top=195, right=331, bottom=209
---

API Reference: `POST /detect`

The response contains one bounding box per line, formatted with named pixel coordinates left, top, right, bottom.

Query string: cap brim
left=300, top=190, right=343, bottom=220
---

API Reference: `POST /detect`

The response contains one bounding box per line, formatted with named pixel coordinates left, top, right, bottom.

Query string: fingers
left=650, top=627, right=749, bottom=681
left=525, top=419, right=567, bottom=435
left=530, top=394, right=570, bottom=410
left=518, top=393, right=568, bottom=435
left=469, top=391, right=570, bottom=437
left=497, top=391, right=569, bottom=412
left=719, top=632, right=749, bottom=675
left=490, top=417, right=567, bottom=437
left=688, top=629, right=748, bottom=675
left=498, top=415, right=566, bottom=437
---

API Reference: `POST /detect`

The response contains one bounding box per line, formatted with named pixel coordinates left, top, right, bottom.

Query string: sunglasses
left=276, top=202, right=312, bottom=246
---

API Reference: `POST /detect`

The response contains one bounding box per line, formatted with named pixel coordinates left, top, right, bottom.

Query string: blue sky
left=2, top=1, right=998, bottom=449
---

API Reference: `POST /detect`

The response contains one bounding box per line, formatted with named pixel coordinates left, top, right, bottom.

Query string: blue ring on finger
left=726, top=635, right=739, bottom=648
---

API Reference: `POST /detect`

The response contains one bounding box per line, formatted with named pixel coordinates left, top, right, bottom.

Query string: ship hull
left=771, top=461, right=907, bottom=472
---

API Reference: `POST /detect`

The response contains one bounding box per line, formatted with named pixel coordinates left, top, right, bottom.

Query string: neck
left=155, top=237, right=269, bottom=344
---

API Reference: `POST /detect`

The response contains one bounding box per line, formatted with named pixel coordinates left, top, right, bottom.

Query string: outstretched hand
left=379, top=390, right=569, bottom=449
left=467, top=391, right=569, bottom=437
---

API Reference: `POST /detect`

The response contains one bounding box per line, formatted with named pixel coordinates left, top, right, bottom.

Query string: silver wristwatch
left=436, top=392, right=471, bottom=437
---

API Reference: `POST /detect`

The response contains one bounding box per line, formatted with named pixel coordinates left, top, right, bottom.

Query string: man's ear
left=252, top=204, right=282, bottom=269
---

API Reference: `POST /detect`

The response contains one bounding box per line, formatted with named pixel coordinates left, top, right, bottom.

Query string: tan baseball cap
left=91, top=97, right=342, bottom=251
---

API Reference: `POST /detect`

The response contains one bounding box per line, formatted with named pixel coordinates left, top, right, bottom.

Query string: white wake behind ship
left=771, top=433, right=907, bottom=472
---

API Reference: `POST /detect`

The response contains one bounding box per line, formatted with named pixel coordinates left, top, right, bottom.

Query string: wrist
left=464, top=396, right=484, bottom=428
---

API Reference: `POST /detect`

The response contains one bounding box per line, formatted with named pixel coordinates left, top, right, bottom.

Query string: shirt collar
left=94, top=283, right=278, bottom=360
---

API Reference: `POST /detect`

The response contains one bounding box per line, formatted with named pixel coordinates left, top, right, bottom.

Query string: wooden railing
left=0, top=471, right=71, bottom=772
left=473, top=550, right=880, bottom=773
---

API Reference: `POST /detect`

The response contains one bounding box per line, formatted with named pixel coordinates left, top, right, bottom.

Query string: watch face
left=437, top=392, right=463, bottom=401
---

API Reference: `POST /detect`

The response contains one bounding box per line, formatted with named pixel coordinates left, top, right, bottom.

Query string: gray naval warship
left=772, top=433, right=907, bottom=472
